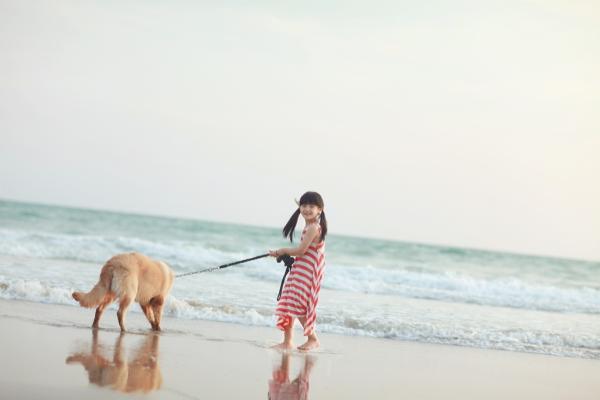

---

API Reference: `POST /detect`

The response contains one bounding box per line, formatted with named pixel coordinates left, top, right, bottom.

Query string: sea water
left=0, top=199, right=598, bottom=359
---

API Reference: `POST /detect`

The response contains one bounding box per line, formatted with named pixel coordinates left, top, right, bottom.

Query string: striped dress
left=276, top=224, right=326, bottom=336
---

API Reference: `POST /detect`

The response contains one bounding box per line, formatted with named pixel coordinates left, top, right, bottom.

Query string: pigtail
left=319, top=211, right=328, bottom=242
left=282, top=208, right=301, bottom=242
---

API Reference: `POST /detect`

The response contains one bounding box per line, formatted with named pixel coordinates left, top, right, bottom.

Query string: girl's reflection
left=268, top=352, right=316, bottom=400
left=66, top=330, right=162, bottom=393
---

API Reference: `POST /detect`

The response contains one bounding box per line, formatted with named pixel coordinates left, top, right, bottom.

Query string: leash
left=276, top=255, right=295, bottom=300
left=176, top=253, right=270, bottom=278
left=176, top=253, right=296, bottom=301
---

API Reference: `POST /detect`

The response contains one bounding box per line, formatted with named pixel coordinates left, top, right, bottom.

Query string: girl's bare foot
left=298, top=338, right=319, bottom=352
left=271, top=342, right=294, bottom=351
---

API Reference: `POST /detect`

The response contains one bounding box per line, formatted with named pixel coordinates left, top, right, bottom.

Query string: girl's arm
left=270, top=224, right=320, bottom=257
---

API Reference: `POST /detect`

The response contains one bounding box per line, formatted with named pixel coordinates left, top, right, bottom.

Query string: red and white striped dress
left=276, top=224, right=326, bottom=336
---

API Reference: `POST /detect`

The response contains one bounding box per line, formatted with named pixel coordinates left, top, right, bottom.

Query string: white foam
left=0, top=277, right=74, bottom=305
left=0, top=228, right=251, bottom=270
left=320, top=264, right=600, bottom=314
left=241, top=262, right=600, bottom=314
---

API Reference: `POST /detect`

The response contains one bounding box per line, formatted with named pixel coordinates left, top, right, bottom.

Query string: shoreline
left=1, top=299, right=599, bottom=399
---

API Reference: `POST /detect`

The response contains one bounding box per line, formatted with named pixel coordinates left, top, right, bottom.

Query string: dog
left=72, top=252, right=175, bottom=331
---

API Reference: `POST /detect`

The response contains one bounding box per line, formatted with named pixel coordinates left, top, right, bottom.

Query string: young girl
left=269, top=191, right=328, bottom=351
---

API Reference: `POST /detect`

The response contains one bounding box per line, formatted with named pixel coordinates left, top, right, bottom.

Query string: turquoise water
left=0, top=199, right=599, bottom=359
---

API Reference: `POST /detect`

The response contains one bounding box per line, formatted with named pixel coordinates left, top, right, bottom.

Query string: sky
left=0, top=1, right=598, bottom=261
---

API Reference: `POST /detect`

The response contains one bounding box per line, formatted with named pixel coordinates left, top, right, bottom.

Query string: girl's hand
left=268, top=249, right=280, bottom=258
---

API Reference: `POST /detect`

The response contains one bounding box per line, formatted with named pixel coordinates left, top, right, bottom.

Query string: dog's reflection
left=66, top=330, right=162, bottom=393
left=268, top=352, right=316, bottom=400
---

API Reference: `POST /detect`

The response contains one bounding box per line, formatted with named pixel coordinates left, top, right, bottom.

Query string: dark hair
left=282, top=191, right=328, bottom=243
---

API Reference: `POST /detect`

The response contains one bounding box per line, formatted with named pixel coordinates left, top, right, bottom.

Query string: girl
left=269, top=191, right=328, bottom=351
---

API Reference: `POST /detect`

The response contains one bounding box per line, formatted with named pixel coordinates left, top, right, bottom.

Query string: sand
left=0, top=299, right=598, bottom=399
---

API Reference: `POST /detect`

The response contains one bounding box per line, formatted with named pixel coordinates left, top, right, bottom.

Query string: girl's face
left=300, top=203, right=322, bottom=222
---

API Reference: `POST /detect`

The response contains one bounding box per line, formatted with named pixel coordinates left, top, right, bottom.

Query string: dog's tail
left=72, top=266, right=112, bottom=308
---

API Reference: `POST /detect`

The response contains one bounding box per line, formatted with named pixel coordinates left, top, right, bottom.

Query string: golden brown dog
left=72, top=252, right=174, bottom=331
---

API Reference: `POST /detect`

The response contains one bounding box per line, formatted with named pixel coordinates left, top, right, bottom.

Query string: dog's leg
left=92, top=302, right=108, bottom=329
left=117, top=296, right=132, bottom=332
left=150, top=296, right=164, bottom=331
left=140, top=304, right=156, bottom=330
left=92, top=294, right=115, bottom=329
left=92, top=306, right=103, bottom=329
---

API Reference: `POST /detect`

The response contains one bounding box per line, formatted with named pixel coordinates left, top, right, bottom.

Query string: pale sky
left=1, top=1, right=599, bottom=261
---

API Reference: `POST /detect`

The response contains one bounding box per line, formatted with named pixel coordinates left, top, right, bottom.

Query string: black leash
left=176, top=252, right=296, bottom=301
left=176, top=253, right=270, bottom=278
left=276, top=255, right=295, bottom=300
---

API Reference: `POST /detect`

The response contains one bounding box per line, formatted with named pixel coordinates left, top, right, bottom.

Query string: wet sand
left=0, top=299, right=599, bottom=399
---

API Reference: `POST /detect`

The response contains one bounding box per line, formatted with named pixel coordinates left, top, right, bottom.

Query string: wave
left=1, top=277, right=598, bottom=360
left=2, top=229, right=599, bottom=315
left=0, top=278, right=75, bottom=305
left=0, top=228, right=248, bottom=269
left=244, top=263, right=600, bottom=314
left=316, top=317, right=600, bottom=360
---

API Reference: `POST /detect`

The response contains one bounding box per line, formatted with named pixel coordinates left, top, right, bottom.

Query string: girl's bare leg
left=272, top=318, right=295, bottom=350
left=297, top=317, right=320, bottom=351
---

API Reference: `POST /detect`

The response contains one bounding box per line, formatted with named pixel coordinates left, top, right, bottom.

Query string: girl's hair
left=282, top=191, right=328, bottom=243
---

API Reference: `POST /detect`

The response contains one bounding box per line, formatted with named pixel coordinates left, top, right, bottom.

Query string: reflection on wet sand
left=66, top=330, right=162, bottom=393
left=268, top=352, right=316, bottom=400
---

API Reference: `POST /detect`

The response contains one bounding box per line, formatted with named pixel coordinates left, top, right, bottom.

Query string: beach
left=1, top=299, right=599, bottom=400
left=2, top=0, right=599, bottom=397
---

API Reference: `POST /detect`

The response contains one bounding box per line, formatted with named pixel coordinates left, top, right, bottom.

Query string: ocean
left=0, top=199, right=598, bottom=359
